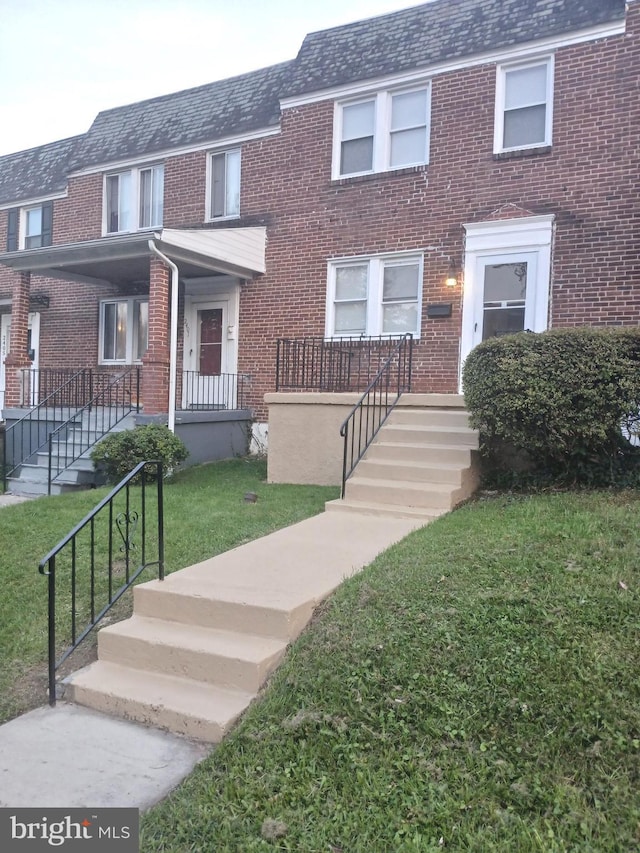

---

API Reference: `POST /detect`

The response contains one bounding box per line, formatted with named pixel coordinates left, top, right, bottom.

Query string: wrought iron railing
left=3, top=367, right=139, bottom=492
left=276, top=336, right=407, bottom=392
left=340, top=334, right=413, bottom=497
left=4, top=369, right=91, bottom=488
left=180, top=371, right=246, bottom=410
left=39, top=460, right=165, bottom=706
left=22, top=368, right=95, bottom=407
left=46, top=368, right=140, bottom=494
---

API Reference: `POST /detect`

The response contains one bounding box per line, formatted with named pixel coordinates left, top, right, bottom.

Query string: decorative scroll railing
left=39, top=460, right=165, bottom=706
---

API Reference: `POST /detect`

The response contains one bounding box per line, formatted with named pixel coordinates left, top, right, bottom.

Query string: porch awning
left=0, top=227, right=266, bottom=285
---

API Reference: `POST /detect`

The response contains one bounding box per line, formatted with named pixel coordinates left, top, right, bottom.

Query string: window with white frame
left=494, top=57, right=554, bottom=153
left=208, top=149, right=241, bottom=219
left=104, top=165, right=164, bottom=234
left=99, top=298, right=148, bottom=363
left=334, top=86, right=430, bottom=178
left=327, top=254, right=422, bottom=337
left=7, top=202, right=54, bottom=251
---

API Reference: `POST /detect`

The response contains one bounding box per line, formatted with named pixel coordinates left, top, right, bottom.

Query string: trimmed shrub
left=90, top=424, right=188, bottom=484
left=462, top=327, right=640, bottom=485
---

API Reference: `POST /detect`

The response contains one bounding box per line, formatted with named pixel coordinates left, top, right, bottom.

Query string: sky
left=0, top=0, right=427, bottom=157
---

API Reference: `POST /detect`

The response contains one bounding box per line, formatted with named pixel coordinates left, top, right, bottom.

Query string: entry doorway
left=0, top=311, right=40, bottom=410
left=460, top=216, right=554, bottom=387
left=182, top=290, right=239, bottom=410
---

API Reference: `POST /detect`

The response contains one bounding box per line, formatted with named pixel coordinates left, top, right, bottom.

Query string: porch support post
left=4, top=271, right=31, bottom=407
left=141, top=256, right=171, bottom=415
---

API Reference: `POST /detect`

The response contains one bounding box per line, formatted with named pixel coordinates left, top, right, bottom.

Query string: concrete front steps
left=64, top=510, right=422, bottom=743
left=326, top=394, right=479, bottom=519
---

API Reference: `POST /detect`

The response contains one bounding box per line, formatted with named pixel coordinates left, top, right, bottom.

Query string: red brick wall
left=1, top=8, right=637, bottom=422
left=236, top=15, right=639, bottom=419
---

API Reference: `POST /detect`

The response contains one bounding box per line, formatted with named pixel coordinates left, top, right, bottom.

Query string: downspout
left=148, top=240, right=179, bottom=434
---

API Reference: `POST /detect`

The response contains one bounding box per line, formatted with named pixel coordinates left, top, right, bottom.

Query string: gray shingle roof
left=70, top=61, right=293, bottom=171
left=0, top=136, right=82, bottom=206
left=283, top=0, right=626, bottom=98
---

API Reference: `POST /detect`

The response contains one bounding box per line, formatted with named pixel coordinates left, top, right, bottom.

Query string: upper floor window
left=334, top=86, right=431, bottom=179
left=326, top=254, right=422, bottom=338
left=6, top=202, right=53, bottom=251
left=494, top=57, right=554, bottom=153
left=99, top=297, right=148, bottom=363
left=207, top=149, right=241, bottom=220
left=104, top=165, right=164, bottom=234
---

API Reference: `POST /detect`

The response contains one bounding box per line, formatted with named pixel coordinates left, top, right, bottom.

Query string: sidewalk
left=0, top=509, right=423, bottom=811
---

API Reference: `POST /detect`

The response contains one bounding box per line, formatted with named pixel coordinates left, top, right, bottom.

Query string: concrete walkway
left=0, top=509, right=423, bottom=811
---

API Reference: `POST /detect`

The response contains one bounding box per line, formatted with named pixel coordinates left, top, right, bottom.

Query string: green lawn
left=0, top=458, right=338, bottom=724
left=141, top=490, right=640, bottom=852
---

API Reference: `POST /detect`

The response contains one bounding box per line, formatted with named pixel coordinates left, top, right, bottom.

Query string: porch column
left=141, top=256, right=171, bottom=415
left=4, top=271, right=31, bottom=407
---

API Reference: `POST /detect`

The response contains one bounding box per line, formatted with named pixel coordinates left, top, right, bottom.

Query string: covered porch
left=0, top=226, right=266, bottom=419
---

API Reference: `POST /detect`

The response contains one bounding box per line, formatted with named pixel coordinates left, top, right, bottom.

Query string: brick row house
left=0, top=0, right=637, bottom=493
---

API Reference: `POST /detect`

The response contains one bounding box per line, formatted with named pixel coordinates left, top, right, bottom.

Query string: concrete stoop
left=326, top=394, right=479, bottom=519
left=64, top=511, right=422, bottom=742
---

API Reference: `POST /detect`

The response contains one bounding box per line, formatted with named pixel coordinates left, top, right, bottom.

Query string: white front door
left=0, top=314, right=10, bottom=411
left=0, top=312, right=40, bottom=409
left=183, top=297, right=239, bottom=409
left=470, top=252, right=538, bottom=347
left=460, top=215, right=554, bottom=386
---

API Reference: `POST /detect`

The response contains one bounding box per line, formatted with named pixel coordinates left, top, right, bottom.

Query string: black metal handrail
left=339, top=334, right=413, bottom=497
left=47, top=367, right=140, bottom=494
left=180, top=371, right=246, bottom=410
left=3, top=369, right=91, bottom=489
left=39, top=460, right=165, bottom=706
left=276, top=336, right=407, bottom=392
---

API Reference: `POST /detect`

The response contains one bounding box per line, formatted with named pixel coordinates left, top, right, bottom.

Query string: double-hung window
left=208, top=149, right=241, bottom=220
left=494, top=57, right=554, bottom=153
left=6, top=202, right=53, bottom=251
left=327, top=254, right=422, bottom=338
left=99, top=298, right=149, bottom=364
left=105, top=165, right=164, bottom=234
left=335, top=86, right=430, bottom=178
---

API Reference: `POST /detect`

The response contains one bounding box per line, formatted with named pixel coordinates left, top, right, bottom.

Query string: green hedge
left=462, top=327, right=640, bottom=485
left=90, top=424, right=188, bottom=484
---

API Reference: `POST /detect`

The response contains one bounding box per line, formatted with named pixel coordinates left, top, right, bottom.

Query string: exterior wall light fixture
left=445, top=259, right=459, bottom=288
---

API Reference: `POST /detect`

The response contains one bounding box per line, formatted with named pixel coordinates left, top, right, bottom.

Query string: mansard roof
left=69, top=61, right=292, bottom=171
left=0, top=135, right=82, bottom=206
left=283, top=0, right=626, bottom=98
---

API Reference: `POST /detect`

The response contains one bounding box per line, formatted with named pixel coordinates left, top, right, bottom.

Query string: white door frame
left=0, top=309, right=41, bottom=409
left=460, top=215, right=554, bottom=389
left=182, top=279, right=240, bottom=409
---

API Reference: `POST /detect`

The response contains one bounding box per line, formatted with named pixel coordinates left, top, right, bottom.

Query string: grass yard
left=141, top=490, right=640, bottom=853
left=0, top=458, right=338, bottom=724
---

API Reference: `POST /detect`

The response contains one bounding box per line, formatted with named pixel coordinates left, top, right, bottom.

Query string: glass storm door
left=472, top=253, right=537, bottom=347
left=183, top=304, right=237, bottom=409
left=0, top=314, right=10, bottom=411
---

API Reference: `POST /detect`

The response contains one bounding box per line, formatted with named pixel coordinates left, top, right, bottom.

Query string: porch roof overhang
left=0, top=227, right=266, bottom=286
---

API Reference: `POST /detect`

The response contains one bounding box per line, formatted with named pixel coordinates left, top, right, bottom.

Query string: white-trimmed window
left=104, top=165, right=164, bottom=234
left=8, top=202, right=53, bottom=250
left=99, top=298, right=149, bottom=363
left=207, top=149, right=241, bottom=220
left=334, top=86, right=430, bottom=178
left=327, top=254, right=422, bottom=337
left=494, top=57, right=554, bottom=153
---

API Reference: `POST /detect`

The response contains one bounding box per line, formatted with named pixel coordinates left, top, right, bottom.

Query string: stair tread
left=67, top=660, right=254, bottom=737
left=101, top=614, right=287, bottom=660
left=325, top=498, right=444, bottom=519
left=361, top=457, right=467, bottom=470
left=373, top=439, right=475, bottom=450
left=348, top=476, right=460, bottom=492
